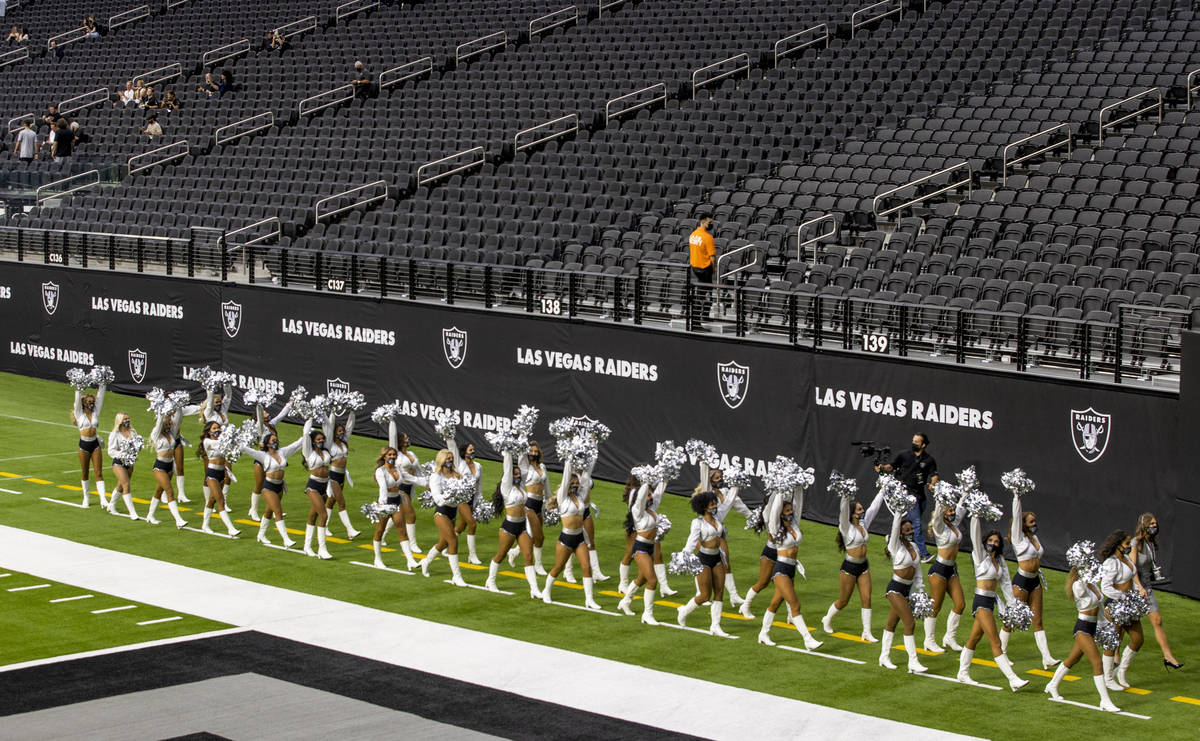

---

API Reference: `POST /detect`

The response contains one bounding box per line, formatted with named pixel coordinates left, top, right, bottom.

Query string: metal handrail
left=7, top=113, right=36, bottom=134
left=214, top=111, right=274, bottom=146
left=167, top=0, right=192, bottom=7
left=773, top=24, right=829, bottom=67
left=1001, top=123, right=1072, bottom=184
left=35, top=170, right=100, bottom=206
left=717, top=243, right=761, bottom=281
left=47, top=27, right=88, bottom=51
left=872, top=161, right=973, bottom=221
left=530, top=6, right=578, bottom=38
left=456, top=31, right=506, bottom=64
left=109, top=5, right=150, bottom=31
left=336, top=0, right=379, bottom=22
left=598, top=0, right=630, bottom=17
left=797, top=214, right=838, bottom=265
left=225, top=216, right=281, bottom=247
left=202, top=39, right=250, bottom=67
left=135, top=62, right=182, bottom=90
left=274, top=15, right=317, bottom=38
left=314, top=180, right=388, bottom=223
left=1187, top=68, right=1200, bottom=109
left=0, top=47, right=30, bottom=69
left=379, top=57, right=433, bottom=90
left=127, top=140, right=189, bottom=175
left=58, top=88, right=108, bottom=117
left=691, top=53, right=749, bottom=100
left=850, top=0, right=902, bottom=39
left=416, top=147, right=486, bottom=187
left=605, top=83, right=666, bottom=124
left=514, top=114, right=578, bottom=152
left=1097, top=87, right=1161, bottom=145
left=298, top=84, right=354, bottom=116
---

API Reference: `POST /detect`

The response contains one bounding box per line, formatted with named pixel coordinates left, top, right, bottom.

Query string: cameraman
left=875, top=432, right=938, bottom=563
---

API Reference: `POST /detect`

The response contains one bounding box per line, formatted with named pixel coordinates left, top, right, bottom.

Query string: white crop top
left=323, top=411, right=355, bottom=463
left=241, top=437, right=304, bottom=475
left=202, top=383, right=232, bottom=424
left=301, top=419, right=331, bottom=471
left=630, top=481, right=666, bottom=534
left=151, top=415, right=173, bottom=457
left=1101, top=555, right=1137, bottom=599
left=886, top=510, right=922, bottom=577
left=715, top=487, right=752, bottom=523
left=765, top=487, right=804, bottom=550
left=520, top=454, right=549, bottom=494
left=202, top=436, right=224, bottom=465
left=1073, top=579, right=1102, bottom=615
left=447, top=437, right=483, bottom=499
left=839, top=490, right=884, bottom=550
left=73, top=386, right=105, bottom=434
left=970, top=515, right=1014, bottom=596
left=499, top=452, right=527, bottom=509
left=931, top=501, right=966, bottom=549
left=1009, top=494, right=1044, bottom=561
left=684, top=516, right=726, bottom=552
left=375, top=465, right=402, bottom=503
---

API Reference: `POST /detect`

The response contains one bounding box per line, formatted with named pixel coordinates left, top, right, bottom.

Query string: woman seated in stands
left=84, top=16, right=99, bottom=39
left=217, top=71, right=233, bottom=97
left=115, top=80, right=136, bottom=107
left=197, top=73, right=219, bottom=98
left=161, top=89, right=181, bottom=111
left=5, top=25, right=24, bottom=45
left=133, top=79, right=147, bottom=104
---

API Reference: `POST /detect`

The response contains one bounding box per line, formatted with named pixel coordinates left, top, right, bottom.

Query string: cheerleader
left=1003, top=492, right=1058, bottom=668
left=703, top=467, right=753, bottom=606
left=617, top=473, right=677, bottom=596
left=417, top=450, right=468, bottom=586
left=201, top=381, right=233, bottom=511
left=450, top=439, right=483, bottom=565
left=675, top=491, right=733, bottom=636
left=166, top=398, right=204, bottom=504
left=486, top=450, right=539, bottom=597
left=197, top=421, right=241, bottom=537
left=957, top=515, right=1028, bottom=690
left=756, top=488, right=823, bottom=650
left=617, top=473, right=668, bottom=624
left=564, top=455, right=609, bottom=584
left=519, top=441, right=550, bottom=575
left=146, top=410, right=187, bottom=528
left=239, top=429, right=303, bottom=548
left=1044, top=557, right=1122, bottom=712
left=323, top=410, right=361, bottom=539
left=247, top=399, right=292, bottom=521
left=540, top=459, right=601, bottom=609
left=924, top=498, right=967, bottom=652
left=371, top=446, right=423, bottom=570
left=105, top=413, right=141, bottom=520
left=301, top=419, right=333, bottom=559
left=71, top=380, right=108, bottom=508
left=817, top=490, right=885, bottom=641
left=877, top=506, right=928, bottom=673
left=387, top=421, right=423, bottom=553
left=1131, top=513, right=1182, bottom=669
left=1099, top=529, right=1146, bottom=690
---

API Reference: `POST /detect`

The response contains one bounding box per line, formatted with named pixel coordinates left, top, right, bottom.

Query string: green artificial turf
left=0, top=371, right=1196, bottom=738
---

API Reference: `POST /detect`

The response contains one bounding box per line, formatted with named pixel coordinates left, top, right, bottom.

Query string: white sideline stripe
left=0, top=628, right=250, bottom=674
left=0, top=414, right=77, bottom=428
left=656, top=621, right=740, bottom=639
left=0, top=573, right=10, bottom=578
left=0, top=451, right=78, bottom=462
left=0, top=526, right=982, bottom=741
left=912, top=671, right=1003, bottom=690
left=444, top=579, right=514, bottom=596
left=776, top=645, right=865, bottom=664
left=40, top=497, right=87, bottom=508
left=137, top=616, right=183, bottom=626
left=7, top=583, right=51, bottom=592
left=50, top=594, right=94, bottom=603
left=0, top=488, right=22, bottom=494
left=1049, top=696, right=1151, bottom=720
left=91, top=605, right=137, bottom=614
left=349, top=561, right=414, bottom=575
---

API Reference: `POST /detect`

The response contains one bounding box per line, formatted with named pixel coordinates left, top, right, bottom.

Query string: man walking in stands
left=688, top=213, right=716, bottom=331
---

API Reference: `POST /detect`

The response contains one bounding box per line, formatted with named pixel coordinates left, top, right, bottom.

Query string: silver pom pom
left=961, top=488, right=1002, bottom=521
left=210, top=419, right=258, bottom=464
left=1067, top=540, right=1100, bottom=577
left=762, top=455, right=815, bottom=494
left=576, top=417, right=611, bottom=443
left=439, top=475, right=477, bottom=506
left=685, top=439, right=719, bottom=468
left=326, top=390, right=365, bottom=415
left=548, top=416, right=577, bottom=440
left=542, top=506, right=561, bottom=527
left=242, top=388, right=277, bottom=411
left=908, top=591, right=934, bottom=619
left=66, top=367, right=92, bottom=390
left=955, top=465, right=980, bottom=494
left=720, top=468, right=752, bottom=489
left=485, top=428, right=528, bottom=456
left=878, top=474, right=916, bottom=515
left=1001, top=468, right=1035, bottom=498
left=668, top=551, right=704, bottom=575
left=434, top=410, right=458, bottom=441
left=112, top=433, right=145, bottom=466
left=89, top=365, right=114, bottom=387
left=198, top=370, right=237, bottom=392
left=827, top=470, right=858, bottom=500
left=654, top=440, right=688, bottom=482
left=189, top=365, right=214, bottom=388
left=289, top=385, right=308, bottom=404
left=1095, top=622, right=1120, bottom=651
left=743, top=506, right=765, bottom=534
left=360, top=502, right=400, bottom=523
left=655, top=514, right=672, bottom=542
left=472, top=498, right=496, bottom=524
left=145, top=387, right=174, bottom=416
left=932, top=480, right=960, bottom=509
left=1107, top=592, right=1151, bottom=626
left=1000, top=600, right=1034, bottom=631
left=418, top=490, right=436, bottom=509
left=557, top=433, right=598, bottom=469
left=631, top=465, right=660, bottom=486
left=512, top=405, right=540, bottom=439
left=371, top=401, right=404, bottom=426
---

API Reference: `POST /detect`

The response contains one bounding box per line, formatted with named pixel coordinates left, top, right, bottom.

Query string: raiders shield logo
left=717, top=361, right=750, bottom=410
left=220, top=300, right=243, bottom=338
left=41, top=281, right=60, bottom=315
left=442, top=327, right=467, bottom=369
left=128, top=348, right=148, bottom=384
left=326, top=377, right=350, bottom=394
left=1071, top=407, right=1111, bottom=463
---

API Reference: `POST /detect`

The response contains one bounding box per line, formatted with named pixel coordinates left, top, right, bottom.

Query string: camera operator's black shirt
left=890, top=450, right=937, bottom=502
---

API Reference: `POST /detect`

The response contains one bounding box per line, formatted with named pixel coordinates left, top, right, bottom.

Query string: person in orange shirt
left=688, top=213, right=716, bottom=330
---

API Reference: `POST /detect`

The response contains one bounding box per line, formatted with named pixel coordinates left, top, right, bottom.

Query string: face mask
left=1027, top=525, right=1038, bottom=535
left=911, top=443, right=921, bottom=452
left=903, top=533, right=914, bottom=542
left=1121, top=546, right=1131, bottom=556
left=122, top=421, right=130, bottom=427
left=386, top=457, right=397, bottom=465
left=986, top=542, right=1001, bottom=554
left=1148, top=526, right=1159, bottom=536
left=270, top=442, right=279, bottom=450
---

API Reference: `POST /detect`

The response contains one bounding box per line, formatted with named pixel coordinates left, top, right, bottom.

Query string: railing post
left=735, top=287, right=746, bottom=337
left=165, top=237, right=173, bottom=276
left=954, top=311, right=965, bottom=363
left=633, top=266, right=644, bottom=325
left=137, top=237, right=145, bottom=273
left=684, top=269, right=694, bottom=331
left=612, top=275, right=623, bottom=322
left=813, top=296, right=823, bottom=348
left=280, top=249, right=289, bottom=287
left=246, top=245, right=255, bottom=283
left=524, top=269, right=534, bottom=313
left=898, top=305, right=909, bottom=357
left=314, top=251, right=323, bottom=291
left=1016, top=316, right=1028, bottom=371
left=407, top=259, right=416, bottom=299
left=186, top=231, right=195, bottom=277
left=1114, top=310, right=1124, bottom=384
left=62, top=239, right=70, bottom=267
left=1079, top=324, right=1090, bottom=380
left=445, top=262, right=455, bottom=305
left=842, top=300, right=853, bottom=349
left=41, top=230, right=49, bottom=264
left=16, top=229, right=23, bottom=262
left=484, top=265, right=493, bottom=308
left=568, top=273, right=578, bottom=318
left=350, top=253, right=359, bottom=293
left=379, top=256, right=388, bottom=298
left=106, top=235, right=115, bottom=270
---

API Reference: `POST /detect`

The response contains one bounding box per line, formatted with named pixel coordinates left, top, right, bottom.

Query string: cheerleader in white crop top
left=1098, top=529, right=1147, bottom=690
left=924, top=497, right=967, bottom=653
left=322, top=410, right=361, bottom=540
left=675, top=490, right=735, bottom=637
left=387, top=420, right=425, bottom=554
left=539, top=457, right=602, bottom=610
left=300, top=418, right=333, bottom=559
left=617, top=470, right=677, bottom=598
left=106, top=412, right=142, bottom=521
left=878, top=504, right=928, bottom=673
left=166, top=395, right=205, bottom=504
left=958, top=513, right=1028, bottom=691
left=72, top=380, right=108, bottom=508
left=1004, top=492, right=1058, bottom=668
left=617, top=474, right=670, bottom=625
left=485, top=450, right=540, bottom=597
left=247, top=398, right=293, bottom=522
left=147, top=410, right=188, bottom=529
left=196, top=421, right=241, bottom=538
left=518, top=442, right=550, bottom=575
left=201, top=381, right=232, bottom=425
left=699, top=469, right=753, bottom=609
left=1044, top=547, right=1122, bottom=712
left=756, top=487, right=824, bottom=650
left=819, top=489, right=885, bottom=642
left=417, top=449, right=469, bottom=587
left=563, top=454, right=611, bottom=585
left=370, top=444, right=425, bottom=571
left=446, top=436, right=484, bottom=565
left=240, top=427, right=304, bottom=549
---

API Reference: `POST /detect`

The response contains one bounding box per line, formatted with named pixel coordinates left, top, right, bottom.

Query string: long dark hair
left=1099, top=529, right=1129, bottom=561
left=691, top=490, right=717, bottom=516
left=1134, top=512, right=1157, bottom=548
left=196, top=421, right=219, bottom=459
left=984, top=529, right=1006, bottom=560
left=527, top=441, right=542, bottom=465
left=834, top=499, right=862, bottom=553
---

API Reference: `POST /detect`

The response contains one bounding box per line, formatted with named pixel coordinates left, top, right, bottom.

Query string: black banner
left=2, top=263, right=1193, bottom=596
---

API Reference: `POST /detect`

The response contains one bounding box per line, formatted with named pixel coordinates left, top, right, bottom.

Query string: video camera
left=852, top=440, right=891, bottom=467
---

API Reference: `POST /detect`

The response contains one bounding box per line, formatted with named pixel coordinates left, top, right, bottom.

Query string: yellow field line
left=1027, top=668, right=1080, bottom=681
left=57, top=484, right=82, bottom=491
left=1171, top=696, right=1200, bottom=706
left=1124, top=687, right=1152, bottom=695
left=26, top=478, right=52, bottom=485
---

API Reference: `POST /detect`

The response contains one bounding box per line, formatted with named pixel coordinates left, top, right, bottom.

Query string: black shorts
left=114, top=462, right=133, bottom=473
left=204, top=466, right=225, bottom=483
left=79, top=438, right=100, bottom=454
left=886, top=579, right=913, bottom=598
left=772, top=560, right=797, bottom=580
left=263, top=479, right=284, bottom=494
left=840, top=558, right=869, bottom=578
left=385, top=494, right=403, bottom=506
left=1013, top=571, right=1041, bottom=593
left=524, top=497, right=544, bottom=515
left=929, top=560, right=958, bottom=580
left=329, top=470, right=346, bottom=486
left=306, top=478, right=328, bottom=496
left=153, top=459, right=174, bottom=474
left=698, top=551, right=722, bottom=570
left=633, top=539, right=655, bottom=556
left=1073, top=618, right=1097, bottom=637
left=435, top=504, right=457, bottom=520
left=972, top=593, right=997, bottom=616
left=559, top=531, right=585, bottom=549
left=760, top=544, right=778, bottom=561
left=501, top=518, right=526, bottom=537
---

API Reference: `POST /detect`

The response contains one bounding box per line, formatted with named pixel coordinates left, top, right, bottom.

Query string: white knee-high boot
left=1103, top=653, right=1124, bottom=691
left=590, top=550, right=608, bottom=581
left=248, top=492, right=261, bottom=521
left=399, top=540, right=416, bottom=570
left=175, top=474, right=188, bottom=502
left=793, top=613, right=822, bottom=650
left=583, top=577, right=599, bottom=609
left=654, top=563, right=676, bottom=595
left=957, top=648, right=975, bottom=683
left=315, top=526, right=331, bottom=558
left=758, top=609, right=777, bottom=646
left=257, top=517, right=272, bottom=544
left=419, top=546, right=441, bottom=577
left=641, top=588, right=658, bottom=625
left=146, top=496, right=161, bottom=524
left=618, top=583, right=638, bottom=615
left=373, top=540, right=385, bottom=567
left=1044, top=663, right=1069, bottom=699
left=710, top=601, right=730, bottom=637
left=724, top=573, right=743, bottom=606
left=485, top=560, right=500, bottom=591
left=405, top=522, right=421, bottom=551
left=540, top=572, right=555, bottom=603
left=533, top=546, right=546, bottom=575
left=676, top=598, right=698, bottom=627
left=1094, top=675, right=1122, bottom=712
left=167, top=499, right=187, bottom=528
left=202, top=507, right=215, bottom=534
left=618, top=562, right=631, bottom=594
left=96, top=480, right=107, bottom=505
left=447, top=554, right=466, bottom=586
left=524, top=566, right=539, bottom=598
left=861, top=608, right=878, bottom=642
left=740, top=587, right=759, bottom=618
left=923, top=616, right=944, bottom=653
left=218, top=510, right=240, bottom=537
left=275, top=519, right=295, bottom=547
left=303, top=524, right=316, bottom=556
left=563, top=555, right=577, bottom=583
left=221, top=483, right=230, bottom=512
left=122, top=493, right=139, bottom=520
left=822, top=603, right=840, bottom=633
left=904, top=634, right=928, bottom=673
left=339, top=509, right=360, bottom=539
left=466, top=534, right=481, bottom=564
left=1034, top=629, right=1059, bottom=668
left=80, top=480, right=91, bottom=507
left=1116, top=646, right=1137, bottom=688
left=1000, top=628, right=1011, bottom=653
left=943, top=610, right=964, bottom=650
left=879, top=630, right=897, bottom=669
left=995, top=653, right=1029, bottom=691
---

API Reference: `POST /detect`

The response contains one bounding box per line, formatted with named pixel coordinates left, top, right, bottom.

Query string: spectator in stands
left=140, top=115, right=162, bottom=139
left=217, top=71, right=233, bottom=96
left=115, top=80, right=136, bottom=107
left=12, top=120, right=36, bottom=162
left=161, top=89, right=181, bottom=112
left=41, top=105, right=60, bottom=130
left=4, top=25, right=20, bottom=45
left=84, top=16, right=99, bottom=39
left=141, top=86, right=160, bottom=109
left=687, top=213, right=716, bottom=330
left=133, top=78, right=148, bottom=104
left=197, top=73, right=218, bottom=98
left=351, top=60, right=374, bottom=104
left=51, top=119, right=73, bottom=162
left=260, top=30, right=285, bottom=56
left=69, top=121, right=88, bottom=148
left=49, top=40, right=63, bottom=59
